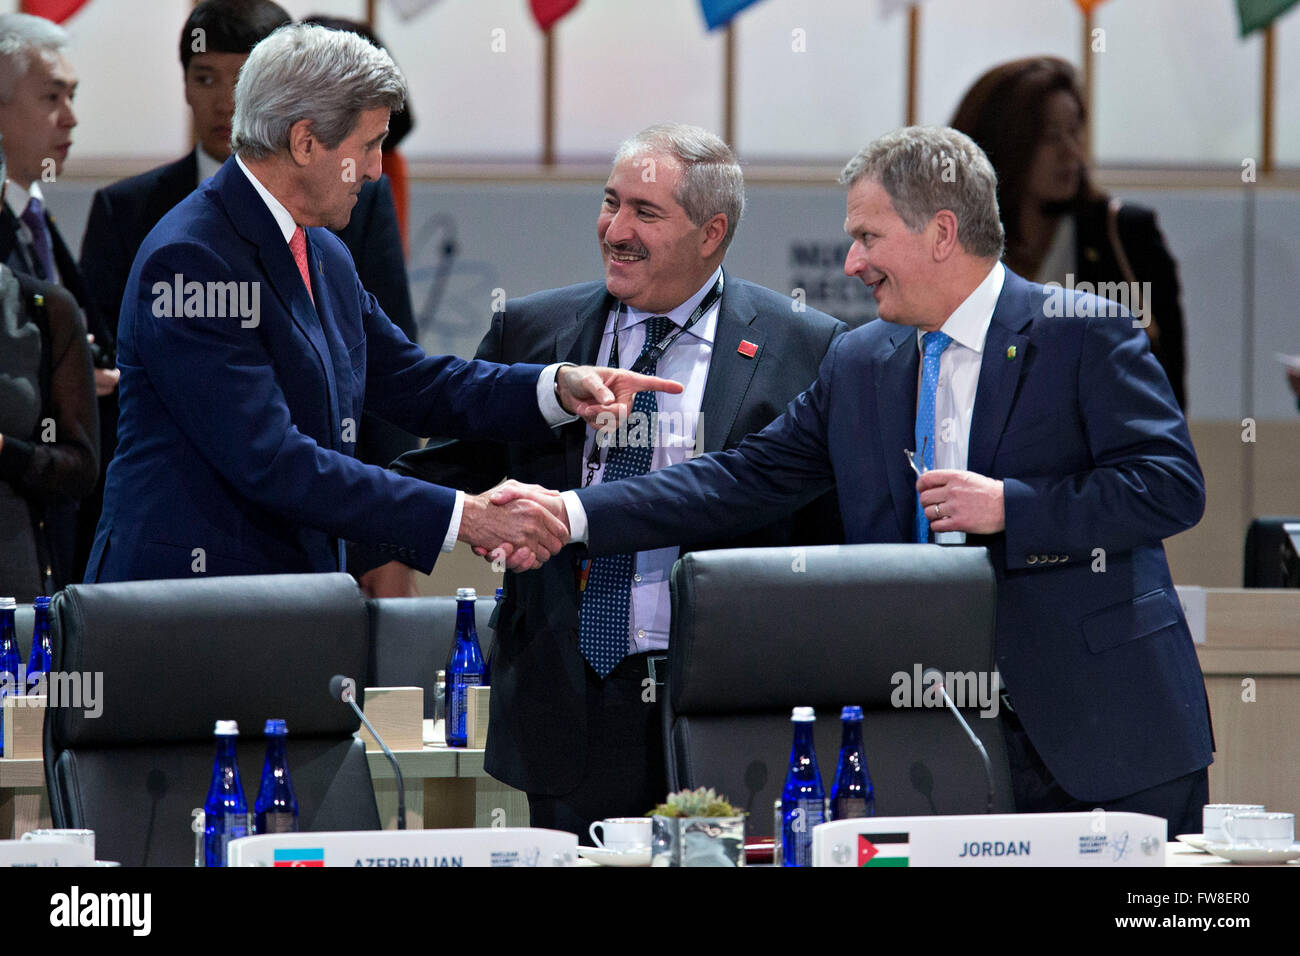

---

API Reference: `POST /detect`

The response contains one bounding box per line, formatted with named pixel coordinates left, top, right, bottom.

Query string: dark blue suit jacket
left=86, top=159, right=550, bottom=583
left=578, top=268, right=1213, bottom=802
left=79, top=150, right=419, bottom=474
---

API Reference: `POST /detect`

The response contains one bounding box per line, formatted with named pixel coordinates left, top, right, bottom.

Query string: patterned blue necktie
left=20, top=196, right=56, bottom=283
left=579, top=315, right=674, bottom=677
left=914, top=329, right=952, bottom=543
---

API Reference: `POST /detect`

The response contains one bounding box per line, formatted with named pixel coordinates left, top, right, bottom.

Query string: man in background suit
left=79, top=0, right=418, bottom=481
left=386, top=125, right=846, bottom=837
left=0, top=12, right=117, bottom=580
left=507, top=127, right=1213, bottom=837
left=86, top=25, right=671, bottom=586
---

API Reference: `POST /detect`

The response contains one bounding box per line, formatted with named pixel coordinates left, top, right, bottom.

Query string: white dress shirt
left=922, top=260, right=1004, bottom=545
left=233, top=156, right=572, bottom=553
left=566, top=267, right=722, bottom=653
left=196, top=145, right=224, bottom=184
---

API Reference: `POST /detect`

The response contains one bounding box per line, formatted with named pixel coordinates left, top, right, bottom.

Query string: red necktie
left=289, top=226, right=314, bottom=305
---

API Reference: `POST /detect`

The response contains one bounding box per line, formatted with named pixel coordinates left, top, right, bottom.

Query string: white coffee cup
left=1202, top=804, right=1264, bottom=844
left=21, top=828, right=96, bottom=856
left=1223, top=811, right=1294, bottom=851
left=589, top=817, right=651, bottom=851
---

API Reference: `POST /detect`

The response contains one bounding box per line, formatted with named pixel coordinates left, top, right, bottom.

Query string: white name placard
left=811, top=812, right=1166, bottom=867
left=227, top=828, right=578, bottom=868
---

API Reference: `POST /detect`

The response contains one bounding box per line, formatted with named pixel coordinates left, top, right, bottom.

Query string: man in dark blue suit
left=505, top=127, right=1213, bottom=836
left=86, top=24, right=673, bottom=585
left=79, top=0, right=418, bottom=480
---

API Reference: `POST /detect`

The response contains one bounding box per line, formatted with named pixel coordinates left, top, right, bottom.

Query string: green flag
left=1236, top=0, right=1299, bottom=35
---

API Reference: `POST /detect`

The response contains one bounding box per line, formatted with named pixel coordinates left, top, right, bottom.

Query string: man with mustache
left=384, top=124, right=846, bottom=837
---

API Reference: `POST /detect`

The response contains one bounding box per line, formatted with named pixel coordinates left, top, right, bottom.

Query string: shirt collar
left=196, top=146, right=224, bottom=184
left=4, top=178, right=40, bottom=219
left=619, top=266, right=723, bottom=343
left=235, top=154, right=298, bottom=243
left=918, top=260, right=1005, bottom=355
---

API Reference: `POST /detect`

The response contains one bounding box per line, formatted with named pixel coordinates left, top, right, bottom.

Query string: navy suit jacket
left=80, top=150, right=418, bottom=473
left=393, top=277, right=847, bottom=795
left=85, top=159, right=550, bottom=583
left=578, top=268, right=1213, bottom=802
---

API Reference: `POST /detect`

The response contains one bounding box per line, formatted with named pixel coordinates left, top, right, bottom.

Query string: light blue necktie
left=578, top=315, right=674, bottom=677
left=914, top=330, right=952, bottom=543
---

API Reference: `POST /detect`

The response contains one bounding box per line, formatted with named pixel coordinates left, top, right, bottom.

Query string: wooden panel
left=1204, top=674, right=1300, bottom=813
left=1204, top=589, right=1300, bottom=647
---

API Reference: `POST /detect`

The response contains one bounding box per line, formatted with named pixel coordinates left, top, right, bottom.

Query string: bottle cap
left=841, top=705, right=863, bottom=721
left=0, top=597, right=15, bottom=610
left=264, top=718, right=288, bottom=736
left=33, top=596, right=51, bottom=609
left=791, top=706, right=815, bottom=721
left=214, top=720, right=239, bottom=736
left=456, top=587, right=477, bottom=600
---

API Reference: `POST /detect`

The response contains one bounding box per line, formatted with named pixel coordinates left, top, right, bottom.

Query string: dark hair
left=302, top=14, right=413, bottom=149
left=180, top=0, right=290, bottom=72
left=949, top=56, right=1098, bottom=248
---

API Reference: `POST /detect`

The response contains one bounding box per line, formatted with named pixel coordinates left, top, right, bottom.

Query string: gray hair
left=840, top=126, right=1004, bottom=259
left=232, top=23, right=406, bottom=160
left=0, top=13, right=69, bottom=104
left=614, top=123, right=745, bottom=251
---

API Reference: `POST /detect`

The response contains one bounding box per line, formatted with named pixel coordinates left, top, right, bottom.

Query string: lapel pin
left=1006, top=345, right=1017, bottom=360
left=737, top=340, right=758, bottom=358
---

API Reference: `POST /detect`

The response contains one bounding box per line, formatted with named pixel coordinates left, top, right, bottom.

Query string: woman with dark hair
left=951, top=56, right=1187, bottom=410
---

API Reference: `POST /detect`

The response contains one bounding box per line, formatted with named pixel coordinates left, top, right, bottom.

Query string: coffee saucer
left=1175, top=834, right=1210, bottom=853
left=1203, top=843, right=1300, bottom=865
left=577, top=845, right=652, bottom=867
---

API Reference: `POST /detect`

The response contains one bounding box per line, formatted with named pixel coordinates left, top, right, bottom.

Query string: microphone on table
left=922, top=667, right=995, bottom=814
left=330, top=674, right=406, bottom=830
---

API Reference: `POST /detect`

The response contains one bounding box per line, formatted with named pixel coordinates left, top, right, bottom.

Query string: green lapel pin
left=1006, top=345, right=1017, bottom=360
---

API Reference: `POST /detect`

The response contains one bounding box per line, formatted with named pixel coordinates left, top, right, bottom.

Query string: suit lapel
left=968, top=271, right=1033, bottom=477
left=558, top=284, right=616, bottom=491
left=304, top=229, right=344, bottom=450
left=877, top=326, right=921, bottom=540
left=216, top=162, right=337, bottom=425
left=699, top=273, right=762, bottom=453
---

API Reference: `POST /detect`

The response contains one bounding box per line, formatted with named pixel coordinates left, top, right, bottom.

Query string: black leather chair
left=44, top=573, right=380, bottom=866
left=665, top=544, right=1015, bottom=836
left=367, top=596, right=497, bottom=719
left=1243, top=517, right=1300, bottom=587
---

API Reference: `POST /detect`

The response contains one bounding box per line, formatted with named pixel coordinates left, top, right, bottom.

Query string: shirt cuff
left=561, top=490, right=588, bottom=544
left=538, top=362, right=580, bottom=426
left=441, top=490, right=465, bottom=552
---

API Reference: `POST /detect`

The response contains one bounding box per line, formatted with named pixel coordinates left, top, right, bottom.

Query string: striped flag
left=698, top=0, right=765, bottom=29
left=18, top=0, right=90, bottom=23
left=1236, top=0, right=1299, bottom=34
left=273, top=847, right=325, bottom=867
left=530, top=0, right=580, bottom=31
left=859, top=832, right=910, bottom=867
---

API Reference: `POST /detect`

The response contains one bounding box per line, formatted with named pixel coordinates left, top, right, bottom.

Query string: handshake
left=360, top=364, right=679, bottom=597
left=457, top=362, right=681, bottom=573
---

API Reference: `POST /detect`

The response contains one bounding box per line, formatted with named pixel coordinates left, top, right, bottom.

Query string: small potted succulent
left=647, top=787, right=745, bottom=867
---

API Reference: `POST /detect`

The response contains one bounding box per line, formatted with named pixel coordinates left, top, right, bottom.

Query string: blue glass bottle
left=0, top=598, right=19, bottom=758
left=829, top=705, right=875, bottom=819
left=26, top=596, right=52, bottom=694
left=203, top=720, right=249, bottom=866
left=780, top=706, right=826, bottom=867
left=254, top=719, right=299, bottom=834
left=444, top=588, right=485, bottom=747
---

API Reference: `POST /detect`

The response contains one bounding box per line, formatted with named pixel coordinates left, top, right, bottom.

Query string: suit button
left=1026, top=555, right=1038, bottom=565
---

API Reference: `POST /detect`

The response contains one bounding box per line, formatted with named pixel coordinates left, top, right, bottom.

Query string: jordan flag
left=858, top=832, right=910, bottom=867
left=19, top=0, right=91, bottom=23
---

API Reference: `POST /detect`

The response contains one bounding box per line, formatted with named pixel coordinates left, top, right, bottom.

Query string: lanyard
left=582, top=274, right=724, bottom=488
